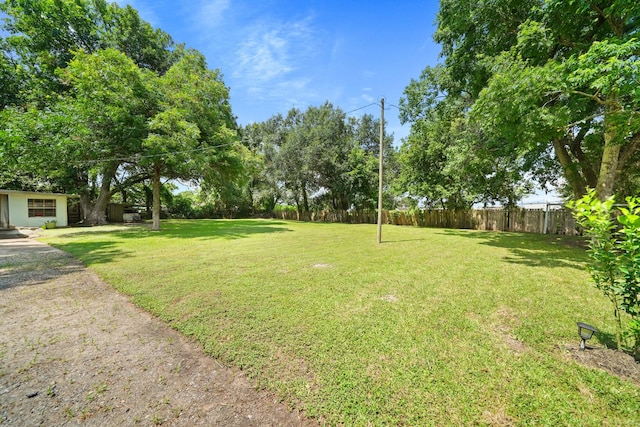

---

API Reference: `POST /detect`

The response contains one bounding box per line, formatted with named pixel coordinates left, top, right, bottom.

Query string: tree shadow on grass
left=435, top=229, right=589, bottom=270
left=46, top=240, right=132, bottom=266
left=156, top=219, right=293, bottom=240
left=45, top=220, right=293, bottom=265
left=57, top=219, right=293, bottom=241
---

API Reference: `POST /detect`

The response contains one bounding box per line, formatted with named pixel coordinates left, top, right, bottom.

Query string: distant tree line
left=238, top=103, right=398, bottom=215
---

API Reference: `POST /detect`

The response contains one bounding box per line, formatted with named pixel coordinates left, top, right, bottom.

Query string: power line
left=344, top=101, right=402, bottom=116
left=71, top=141, right=238, bottom=165
left=67, top=100, right=395, bottom=166
left=344, top=102, right=380, bottom=116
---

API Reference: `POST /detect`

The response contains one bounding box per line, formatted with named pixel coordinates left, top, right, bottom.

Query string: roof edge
left=0, top=189, right=74, bottom=197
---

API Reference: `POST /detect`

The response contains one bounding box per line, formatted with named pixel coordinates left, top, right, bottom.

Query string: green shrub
left=569, top=190, right=640, bottom=359
left=273, top=204, right=297, bottom=214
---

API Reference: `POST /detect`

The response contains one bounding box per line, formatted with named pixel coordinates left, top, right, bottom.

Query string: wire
left=344, top=102, right=380, bottom=116
left=343, top=100, right=403, bottom=115
left=72, top=141, right=238, bottom=165
left=68, top=100, right=393, bottom=166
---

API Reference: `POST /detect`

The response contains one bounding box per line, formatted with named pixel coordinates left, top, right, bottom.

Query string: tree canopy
left=0, top=0, right=243, bottom=227
left=6, top=0, right=636, bottom=223
left=400, top=0, right=640, bottom=203
left=241, top=103, right=396, bottom=214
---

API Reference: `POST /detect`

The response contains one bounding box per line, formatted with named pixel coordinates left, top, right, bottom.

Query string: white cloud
left=233, top=16, right=318, bottom=101
left=362, top=70, right=376, bottom=79
left=361, top=93, right=374, bottom=103
left=195, top=0, right=230, bottom=29
left=236, top=29, right=294, bottom=82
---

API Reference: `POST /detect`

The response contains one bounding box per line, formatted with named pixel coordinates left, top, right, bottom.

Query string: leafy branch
left=569, top=190, right=640, bottom=359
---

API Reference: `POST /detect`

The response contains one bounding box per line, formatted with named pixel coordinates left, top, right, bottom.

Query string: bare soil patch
left=489, top=307, right=639, bottom=378
left=0, top=239, right=315, bottom=426
left=566, top=345, right=640, bottom=386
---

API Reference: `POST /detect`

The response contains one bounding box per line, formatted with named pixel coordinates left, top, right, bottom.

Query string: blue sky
left=118, top=0, right=442, bottom=143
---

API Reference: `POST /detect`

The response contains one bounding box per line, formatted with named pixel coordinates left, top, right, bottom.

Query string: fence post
left=544, top=204, right=550, bottom=234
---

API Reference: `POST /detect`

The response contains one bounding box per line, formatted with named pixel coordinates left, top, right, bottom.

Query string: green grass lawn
left=42, top=220, right=640, bottom=426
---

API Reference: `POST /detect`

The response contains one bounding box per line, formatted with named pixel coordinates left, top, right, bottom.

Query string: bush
left=273, top=204, right=297, bottom=214
left=168, top=193, right=197, bottom=218
left=569, top=190, right=640, bottom=359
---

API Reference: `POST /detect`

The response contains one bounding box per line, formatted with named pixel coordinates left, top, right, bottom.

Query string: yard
left=41, top=220, right=640, bottom=426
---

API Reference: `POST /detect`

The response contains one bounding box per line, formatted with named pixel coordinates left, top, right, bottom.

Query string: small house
left=0, top=189, right=70, bottom=229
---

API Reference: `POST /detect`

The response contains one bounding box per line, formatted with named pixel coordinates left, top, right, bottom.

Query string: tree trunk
left=152, top=162, right=161, bottom=231
left=78, top=192, right=92, bottom=222
left=302, top=186, right=309, bottom=212
left=552, top=137, right=587, bottom=199
left=81, top=163, right=118, bottom=225
left=247, top=185, right=254, bottom=216
left=569, top=139, right=598, bottom=189
left=144, top=185, right=152, bottom=213
left=84, top=191, right=111, bottom=225
left=596, top=113, right=621, bottom=200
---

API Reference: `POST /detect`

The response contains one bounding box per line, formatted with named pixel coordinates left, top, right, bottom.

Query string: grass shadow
left=46, top=240, right=132, bottom=266
left=381, top=238, right=429, bottom=244
left=43, top=220, right=293, bottom=265
left=156, top=219, right=293, bottom=240
left=0, top=247, right=87, bottom=290
left=595, top=330, right=619, bottom=350
left=56, top=219, right=293, bottom=242
left=435, top=229, right=589, bottom=270
left=0, top=263, right=86, bottom=290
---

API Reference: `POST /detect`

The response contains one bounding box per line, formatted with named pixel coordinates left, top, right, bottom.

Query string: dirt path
left=0, top=239, right=315, bottom=426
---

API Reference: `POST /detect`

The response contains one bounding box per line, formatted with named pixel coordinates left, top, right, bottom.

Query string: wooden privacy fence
left=106, top=203, right=124, bottom=223
left=273, top=207, right=580, bottom=235
left=66, top=202, right=125, bottom=224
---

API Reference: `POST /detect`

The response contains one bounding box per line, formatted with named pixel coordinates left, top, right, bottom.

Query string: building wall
left=6, top=193, right=68, bottom=228
left=0, top=194, right=8, bottom=229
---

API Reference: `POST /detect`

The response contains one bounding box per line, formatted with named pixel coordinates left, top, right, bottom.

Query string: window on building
left=28, top=199, right=56, bottom=217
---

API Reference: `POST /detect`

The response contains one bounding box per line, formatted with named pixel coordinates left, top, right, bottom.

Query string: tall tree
left=243, top=105, right=397, bottom=214
left=1, top=1, right=242, bottom=226
left=275, top=108, right=315, bottom=213
left=1, top=48, right=154, bottom=222
left=52, top=48, right=153, bottom=223
left=403, top=0, right=640, bottom=201
left=300, top=102, right=352, bottom=210
left=142, top=51, right=243, bottom=230
left=0, top=0, right=179, bottom=223
left=241, top=118, right=285, bottom=213
left=399, top=66, right=533, bottom=208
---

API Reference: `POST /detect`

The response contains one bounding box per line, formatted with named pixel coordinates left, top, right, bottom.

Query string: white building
left=0, top=189, right=69, bottom=229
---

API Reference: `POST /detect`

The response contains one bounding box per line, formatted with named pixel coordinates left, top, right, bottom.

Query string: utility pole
left=377, top=98, right=384, bottom=244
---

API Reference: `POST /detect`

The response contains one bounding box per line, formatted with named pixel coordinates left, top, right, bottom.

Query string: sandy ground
left=0, top=238, right=316, bottom=426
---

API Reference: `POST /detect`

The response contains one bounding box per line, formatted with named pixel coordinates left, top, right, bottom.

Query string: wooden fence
left=273, top=207, right=580, bottom=235
left=66, top=202, right=125, bottom=224
left=106, top=203, right=124, bottom=223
